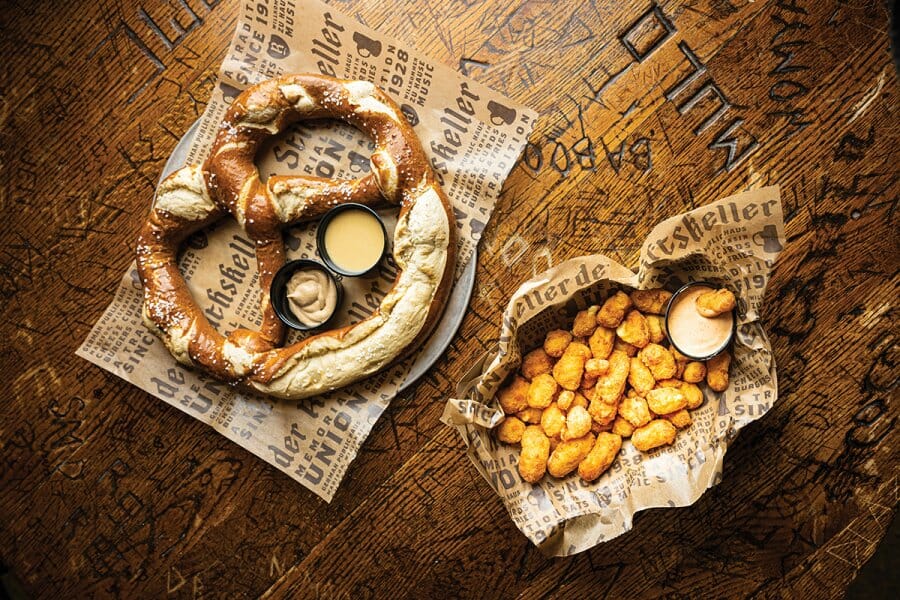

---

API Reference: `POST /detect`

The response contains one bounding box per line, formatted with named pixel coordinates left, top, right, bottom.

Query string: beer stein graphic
left=752, top=224, right=783, bottom=253
left=353, top=32, right=382, bottom=58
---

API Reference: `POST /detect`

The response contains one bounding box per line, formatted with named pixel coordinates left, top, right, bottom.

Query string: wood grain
left=1, top=0, right=897, bottom=598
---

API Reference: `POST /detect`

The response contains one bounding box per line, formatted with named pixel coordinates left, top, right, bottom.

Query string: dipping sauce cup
left=270, top=259, right=343, bottom=331
left=317, top=203, right=388, bottom=277
left=664, top=281, right=736, bottom=360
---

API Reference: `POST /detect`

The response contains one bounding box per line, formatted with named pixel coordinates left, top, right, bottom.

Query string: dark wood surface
left=2, top=0, right=898, bottom=598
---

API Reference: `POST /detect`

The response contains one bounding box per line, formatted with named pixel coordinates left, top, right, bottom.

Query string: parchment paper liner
left=78, top=0, right=536, bottom=502
left=443, top=186, right=784, bottom=555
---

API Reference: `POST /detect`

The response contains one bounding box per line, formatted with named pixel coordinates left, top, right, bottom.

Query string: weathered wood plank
left=1, top=0, right=896, bottom=598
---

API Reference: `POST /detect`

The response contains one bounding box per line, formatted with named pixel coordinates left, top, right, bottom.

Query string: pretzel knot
left=136, top=75, right=456, bottom=399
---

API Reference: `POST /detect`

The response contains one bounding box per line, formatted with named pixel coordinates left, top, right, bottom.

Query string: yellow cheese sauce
left=323, top=209, right=385, bottom=273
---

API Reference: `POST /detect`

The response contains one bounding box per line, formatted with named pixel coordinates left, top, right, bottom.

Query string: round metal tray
left=159, top=120, right=476, bottom=392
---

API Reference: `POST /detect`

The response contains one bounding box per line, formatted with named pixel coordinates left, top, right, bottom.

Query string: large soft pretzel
left=136, top=74, right=456, bottom=399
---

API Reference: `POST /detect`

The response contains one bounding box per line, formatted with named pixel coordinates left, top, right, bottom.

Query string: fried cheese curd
left=495, top=288, right=733, bottom=484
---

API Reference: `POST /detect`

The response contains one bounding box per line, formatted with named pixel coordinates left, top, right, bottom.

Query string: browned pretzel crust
left=136, top=74, right=456, bottom=399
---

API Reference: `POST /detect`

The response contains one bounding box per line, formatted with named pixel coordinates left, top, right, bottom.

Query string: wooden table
left=2, top=0, right=897, bottom=597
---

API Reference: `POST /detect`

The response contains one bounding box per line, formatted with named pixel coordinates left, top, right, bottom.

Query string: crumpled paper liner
left=442, top=186, right=784, bottom=555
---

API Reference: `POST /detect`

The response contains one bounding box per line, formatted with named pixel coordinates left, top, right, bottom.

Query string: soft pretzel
left=136, top=74, right=456, bottom=399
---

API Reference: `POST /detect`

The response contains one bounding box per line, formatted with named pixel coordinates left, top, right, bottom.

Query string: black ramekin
left=664, top=280, right=736, bottom=361
left=270, top=259, right=343, bottom=331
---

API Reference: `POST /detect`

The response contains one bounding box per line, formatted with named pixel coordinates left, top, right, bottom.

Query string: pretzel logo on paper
left=400, top=104, right=419, bottom=127
left=267, top=34, right=291, bottom=59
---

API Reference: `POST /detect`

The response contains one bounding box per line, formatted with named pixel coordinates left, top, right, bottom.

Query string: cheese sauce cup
left=317, top=203, right=388, bottom=277
left=664, top=281, right=736, bottom=360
